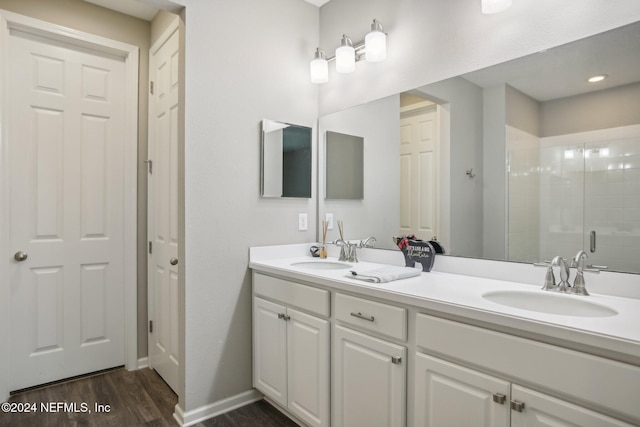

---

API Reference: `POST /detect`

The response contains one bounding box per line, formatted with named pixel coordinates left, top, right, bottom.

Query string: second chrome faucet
left=535, top=250, right=605, bottom=296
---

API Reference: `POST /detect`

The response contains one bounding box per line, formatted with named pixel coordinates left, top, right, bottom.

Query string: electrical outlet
left=298, top=213, right=308, bottom=231
left=325, top=213, right=334, bottom=230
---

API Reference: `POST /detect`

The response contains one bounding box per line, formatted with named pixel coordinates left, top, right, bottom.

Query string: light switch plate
left=298, top=213, right=308, bottom=231
left=325, top=213, right=334, bottom=230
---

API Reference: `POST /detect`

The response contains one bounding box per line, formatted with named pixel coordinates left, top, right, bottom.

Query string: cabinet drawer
left=253, top=273, right=329, bottom=317
left=335, top=293, right=407, bottom=341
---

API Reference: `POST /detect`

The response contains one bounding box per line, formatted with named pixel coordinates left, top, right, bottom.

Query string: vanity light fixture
left=310, top=19, right=387, bottom=84
left=481, top=0, right=512, bottom=14
left=588, top=74, right=608, bottom=83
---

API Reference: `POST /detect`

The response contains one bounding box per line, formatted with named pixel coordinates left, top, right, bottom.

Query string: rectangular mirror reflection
left=325, top=131, right=364, bottom=200
left=261, top=119, right=312, bottom=198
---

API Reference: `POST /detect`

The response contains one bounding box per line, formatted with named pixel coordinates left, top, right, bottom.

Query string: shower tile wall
left=508, top=126, right=640, bottom=274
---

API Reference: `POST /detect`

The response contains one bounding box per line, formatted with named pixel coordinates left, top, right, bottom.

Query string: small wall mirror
left=261, top=119, right=312, bottom=198
left=325, top=131, right=364, bottom=199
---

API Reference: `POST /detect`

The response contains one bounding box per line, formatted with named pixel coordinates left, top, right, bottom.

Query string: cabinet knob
left=510, top=400, right=525, bottom=412
left=492, top=393, right=506, bottom=404
left=391, top=356, right=402, bottom=365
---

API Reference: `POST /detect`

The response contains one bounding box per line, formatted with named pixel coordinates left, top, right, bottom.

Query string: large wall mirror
left=261, top=119, right=312, bottom=198
left=317, top=21, right=640, bottom=274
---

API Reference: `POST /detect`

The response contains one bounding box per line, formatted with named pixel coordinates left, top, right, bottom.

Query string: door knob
left=14, top=251, right=28, bottom=262
left=170, top=258, right=179, bottom=266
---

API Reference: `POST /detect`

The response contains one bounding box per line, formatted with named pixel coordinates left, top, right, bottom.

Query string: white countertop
left=250, top=251, right=640, bottom=366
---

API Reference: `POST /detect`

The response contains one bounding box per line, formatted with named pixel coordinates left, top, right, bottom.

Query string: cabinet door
left=333, top=325, right=406, bottom=427
left=511, top=385, right=633, bottom=427
left=253, top=297, right=288, bottom=407
left=415, top=353, right=510, bottom=427
left=287, top=308, right=330, bottom=427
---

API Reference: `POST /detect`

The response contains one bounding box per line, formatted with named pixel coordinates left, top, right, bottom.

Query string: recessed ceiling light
left=588, top=74, right=608, bottom=83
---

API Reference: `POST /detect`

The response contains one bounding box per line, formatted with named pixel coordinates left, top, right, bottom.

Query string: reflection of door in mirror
left=399, top=96, right=440, bottom=242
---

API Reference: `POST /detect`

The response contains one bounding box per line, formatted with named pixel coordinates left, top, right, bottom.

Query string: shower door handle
left=590, top=230, right=596, bottom=253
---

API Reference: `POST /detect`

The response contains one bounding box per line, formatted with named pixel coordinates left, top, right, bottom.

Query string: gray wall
left=541, top=82, right=640, bottom=137
left=172, top=0, right=318, bottom=412
left=506, top=85, right=541, bottom=137
left=415, top=78, right=484, bottom=258
left=482, top=85, right=507, bottom=260
left=319, top=95, right=400, bottom=245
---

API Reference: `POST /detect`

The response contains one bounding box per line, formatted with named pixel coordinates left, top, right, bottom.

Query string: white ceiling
left=84, top=0, right=330, bottom=21
left=303, top=0, right=331, bottom=6
left=83, top=0, right=159, bottom=21
left=462, top=21, right=640, bottom=102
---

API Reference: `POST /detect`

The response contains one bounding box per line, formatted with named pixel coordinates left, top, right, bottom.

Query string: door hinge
left=149, top=320, right=153, bottom=333
left=144, top=159, right=152, bottom=174
left=148, top=241, right=152, bottom=254
left=150, top=81, right=154, bottom=94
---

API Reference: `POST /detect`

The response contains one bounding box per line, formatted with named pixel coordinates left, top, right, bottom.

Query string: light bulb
left=335, top=35, right=355, bottom=74
left=365, top=19, right=386, bottom=62
left=310, top=48, right=328, bottom=84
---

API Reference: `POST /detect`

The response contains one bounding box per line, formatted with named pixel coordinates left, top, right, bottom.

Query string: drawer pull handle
left=492, top=393, right=506, bottom=404
left=391, top=356, right=402, bottom=365
left=510, top=400, right=525, bottom=412
left=350, top=312, right=375, bottom=322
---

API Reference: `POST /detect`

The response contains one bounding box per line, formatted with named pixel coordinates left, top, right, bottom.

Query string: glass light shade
left=310, top=58, right=328, bottom=84
left=365, top=30, right=386, bottom=62
left=481, top=0, right=512, bottom=14
left=336, top=42, right=355, bottom=74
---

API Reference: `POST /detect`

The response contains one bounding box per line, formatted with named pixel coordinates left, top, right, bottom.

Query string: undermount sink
left=482, top=290, right=618, bottom=317
left=291, top=260, right=353, bottom=270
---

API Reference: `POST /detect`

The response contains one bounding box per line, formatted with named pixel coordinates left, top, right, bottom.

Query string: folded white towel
left=347, top=265, right=422, bottom=283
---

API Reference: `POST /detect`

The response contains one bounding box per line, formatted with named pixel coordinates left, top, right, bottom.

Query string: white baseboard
left=173, top=389, right=263, bottom=426
left=137, top=357, right=149, bottom=369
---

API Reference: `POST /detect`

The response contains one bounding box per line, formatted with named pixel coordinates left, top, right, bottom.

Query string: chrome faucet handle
left=533, top=262, right=556, bottom=291
left=551, top=256, right=571, bottom=293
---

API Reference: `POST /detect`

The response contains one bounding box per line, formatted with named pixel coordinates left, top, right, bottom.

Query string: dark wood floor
left=1, top=368, right=297, bottom=427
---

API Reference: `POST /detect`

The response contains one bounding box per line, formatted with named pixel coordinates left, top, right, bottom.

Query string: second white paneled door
left=6, top=20, right=129, bottom=391
left=148, top=19, right=181, bottom=393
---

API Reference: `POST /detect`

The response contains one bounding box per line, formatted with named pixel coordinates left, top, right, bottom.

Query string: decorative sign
left=401, top=239, right=436, bottom=272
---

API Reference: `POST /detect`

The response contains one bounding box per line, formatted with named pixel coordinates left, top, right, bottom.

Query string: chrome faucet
left=534, top=251, right=606, bottom=296
left=337, top=240, right=358, bottom=263
left=359, top=236, right=377, bottom=248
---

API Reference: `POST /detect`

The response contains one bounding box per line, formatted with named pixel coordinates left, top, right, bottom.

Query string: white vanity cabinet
left=332, top=293, right=408, bottom=427
left=415, top=313, right=639, bottom=427
left=252, top=273, right=330, bottom=427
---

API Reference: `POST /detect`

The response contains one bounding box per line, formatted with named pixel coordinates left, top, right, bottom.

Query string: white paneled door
left=148, top=20, right=180, bottom=393
left=6, top=24, right=128, bottom=391
left=400, top=104, right=439, bottom=241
